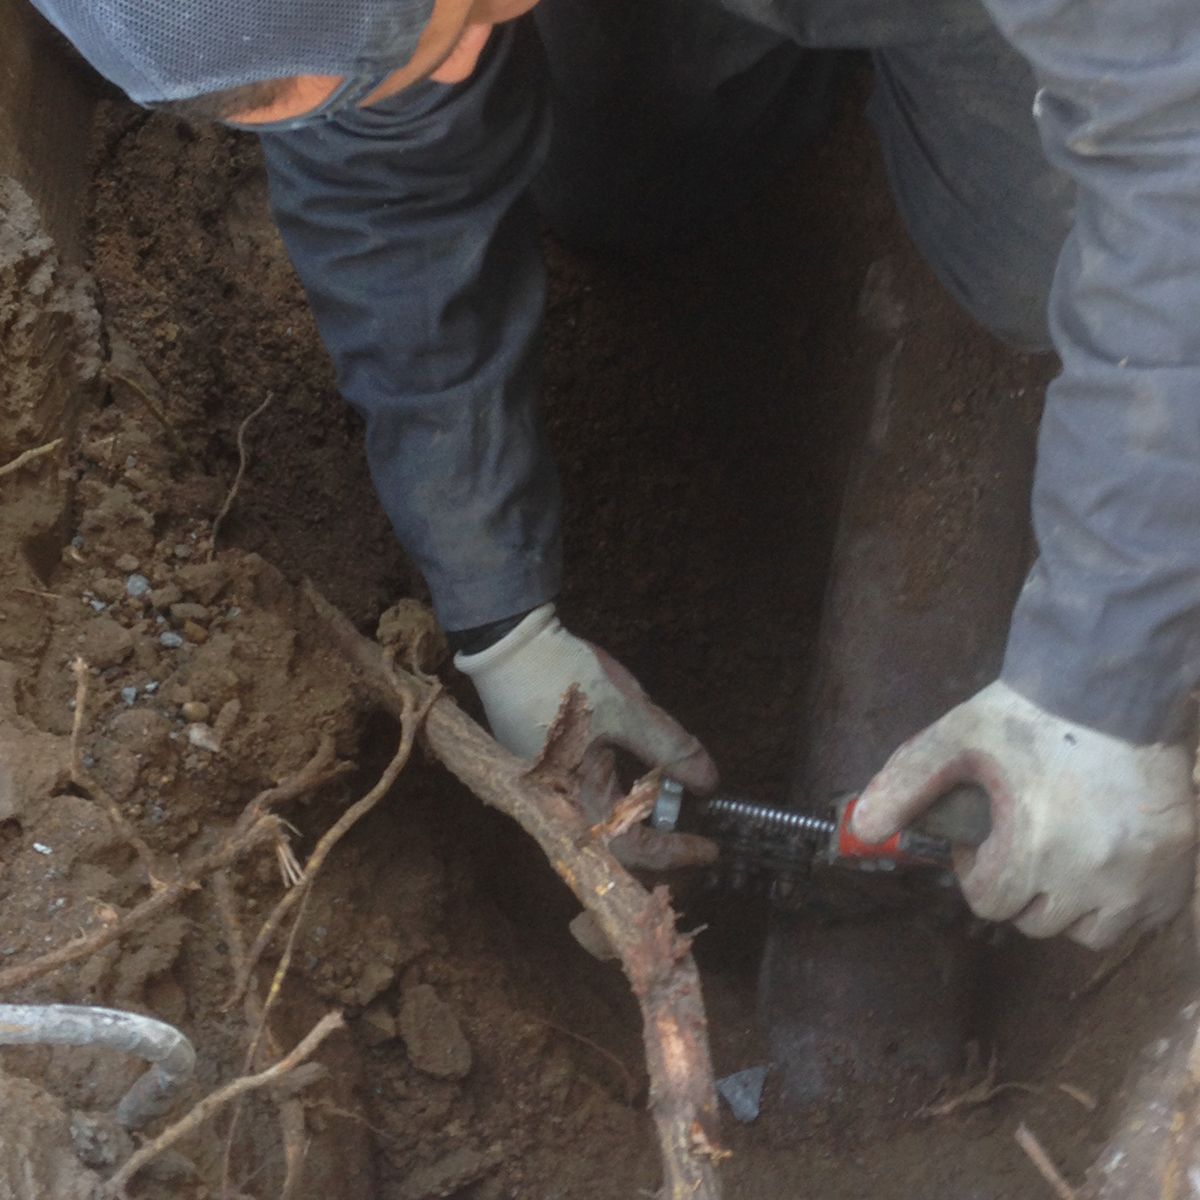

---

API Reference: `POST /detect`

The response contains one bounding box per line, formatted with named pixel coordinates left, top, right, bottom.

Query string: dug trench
left=0, top=63, right=1197, bottom=1200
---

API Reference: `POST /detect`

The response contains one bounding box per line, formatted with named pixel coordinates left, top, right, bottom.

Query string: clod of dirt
left=356, top=959, right=397, bottom=1007
left=75, top=616, right=135, bottom=670
left=0, top=178, right=100, bottom=458
left=399, top=984, right=473, bottom=1080
left=69, top=1110, right=133, bottom=1169
left=360, top=1003, right=398, bottom=1047
left=377, top=599, right=448, bottom=676
left=402, top=1145, right=497, bottom=1200
left=0, top=1068, right=101, bottom=1200
left=174, top=561, right=231, bottom=606
left=0, top=663, right=69, bottom=823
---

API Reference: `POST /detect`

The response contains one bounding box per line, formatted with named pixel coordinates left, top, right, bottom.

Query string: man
left=28, top=0, right=1198, bottom=948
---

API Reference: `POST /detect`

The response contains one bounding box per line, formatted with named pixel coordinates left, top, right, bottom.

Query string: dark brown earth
left=0, top=59, right=1195, bottom=1200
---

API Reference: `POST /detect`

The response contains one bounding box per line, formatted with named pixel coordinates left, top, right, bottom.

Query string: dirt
left=0, top=59, right=1195, bottom=1200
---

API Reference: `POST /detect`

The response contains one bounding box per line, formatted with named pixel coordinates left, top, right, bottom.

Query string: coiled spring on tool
left=704, top=796, right=835, bottom=839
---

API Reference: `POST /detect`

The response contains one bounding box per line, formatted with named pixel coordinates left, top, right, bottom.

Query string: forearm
left=259, top=21, right=561, bottom=631
left=984, top=0, right=1200, bottom=742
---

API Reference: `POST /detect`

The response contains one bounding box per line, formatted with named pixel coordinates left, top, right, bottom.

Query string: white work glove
left=456, top=604, right=718, bottom=869
left=850, top=681, right=1197, bottom=950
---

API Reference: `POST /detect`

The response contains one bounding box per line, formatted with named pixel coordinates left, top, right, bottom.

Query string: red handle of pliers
left=834, top=796, right=930, bottom=865
left=834, top=788, right=991, bottom=868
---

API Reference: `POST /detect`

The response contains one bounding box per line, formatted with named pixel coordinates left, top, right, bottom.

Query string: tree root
left=1015, top=1122, right=1079, bottom=1200
left=227, top=685, right=430, bottom=1009
left=216, top=700, right=427, bottom=1198
left=209, top=392, right=274, bottom=562
left=304, top=580, right=724, bottom=1200
left=0, top=437, right=63, bottom=480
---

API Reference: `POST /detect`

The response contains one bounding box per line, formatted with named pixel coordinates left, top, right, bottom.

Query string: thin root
left=1014, top=1122, right=1078, bottom=1200
left=919, top=1049, right=1040, bottom=1118
left=227, top=685, right=432, bottom=1008
left=0, top=437, right=63, bottom=481
left=0, top=739, right=348, bottom=991
left=103, top=1011, right=344, bottom=1198
left=108, top=370, right=194, bottom=467
left=209, top=392, right=274, bottom=561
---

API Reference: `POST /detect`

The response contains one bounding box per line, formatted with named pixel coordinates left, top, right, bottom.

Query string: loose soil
left=0, top=60, right=1195, bottom=1200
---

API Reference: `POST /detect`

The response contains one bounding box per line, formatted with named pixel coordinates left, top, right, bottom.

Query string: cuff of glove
left=454, top=602, right=558, bottom=679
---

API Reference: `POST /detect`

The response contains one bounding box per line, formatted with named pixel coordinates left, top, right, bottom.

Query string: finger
left=850, top=723, right=970, bottom=844
left=1064, top=904, right=1140, bottom=952
left=591, top=650, right=719, bottom=794
left=577, top=745, right=622, bottom=826
left=1011, top=893, right=1087, bottom=939
left=955, top=840, right=1038, bottom=924
left=609, top=825, right=721, bottom=872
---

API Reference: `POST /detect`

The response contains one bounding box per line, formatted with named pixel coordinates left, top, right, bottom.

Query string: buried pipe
left=0, top=1004, right=195, bottom=1129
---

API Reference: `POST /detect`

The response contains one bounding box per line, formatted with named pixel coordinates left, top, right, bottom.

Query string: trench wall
left=1, top=0, right=95, bottom=258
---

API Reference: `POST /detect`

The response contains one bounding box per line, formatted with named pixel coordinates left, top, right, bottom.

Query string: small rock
left=140, top=1151, right=200, bottom=1183
left=87, top=599, right=107, bottom=613
left=124, top=468, right=154, bottom=493
left=148, top=583, right=182, bottom=610
left=356, top=960, right=396, bottom=1007
left=172, top=544, right=193, bottom=561
left=159, top=632, right=184, bottom=650
left=175, top=561, right=231, bottom=605
left=180, top=701, right=210, bottom=724
left=214, top=698, right=243, bottom=742
left=78, top=616, right=134, bottom=669
left=568, top=911, right=618, bottom=961
left=90, top=577, right=125, bottom=604
left=170, top=602, right=210, bottom=624
left=359, top=1003, right=397, bottom=1047
left=114, top=553, right=140, bottom=573
left=717, top=1066, right=771, bottom=1124
left=120, top=687, right=139, bottom=706
left=398, top=984, right=472, bottom=1080
left=125, top=574, right=151, bottom=598
left=187, top=724, right=221, bottom=753
left=402, top=1147, right=494, bottom=1200
left=182, top=620, right=208, bottom=644
left=69, top=1111, right=132, bottom=1169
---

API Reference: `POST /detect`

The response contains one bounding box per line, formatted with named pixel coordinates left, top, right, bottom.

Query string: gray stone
left=402, top=1147, right=494, bottom=1199
left=398, top=984, right=472, bottom=1080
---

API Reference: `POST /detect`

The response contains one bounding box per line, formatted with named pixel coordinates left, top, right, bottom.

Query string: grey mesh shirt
left=24, top=0, right=433, bottom=101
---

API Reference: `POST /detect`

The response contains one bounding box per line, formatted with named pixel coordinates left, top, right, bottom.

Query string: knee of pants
left=940, top=254, right=1059, bottom=353
left=868, top=44, right=1072, bottom=353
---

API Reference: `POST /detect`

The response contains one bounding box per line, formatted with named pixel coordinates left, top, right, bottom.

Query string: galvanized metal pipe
left=0, top=1004, right=195, bottom=1128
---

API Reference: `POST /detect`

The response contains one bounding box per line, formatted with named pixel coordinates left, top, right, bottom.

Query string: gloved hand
left=456, top=603, right=719, bottom=869
left=850, top=681, right=1197, bottom=950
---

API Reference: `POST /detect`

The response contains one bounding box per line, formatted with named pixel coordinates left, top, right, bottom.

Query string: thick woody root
left=305, top=581, right=724, bottom=1200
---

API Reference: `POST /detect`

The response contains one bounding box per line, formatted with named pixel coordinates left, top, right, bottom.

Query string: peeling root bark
left=304, top=582, right=723, bottom=1200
